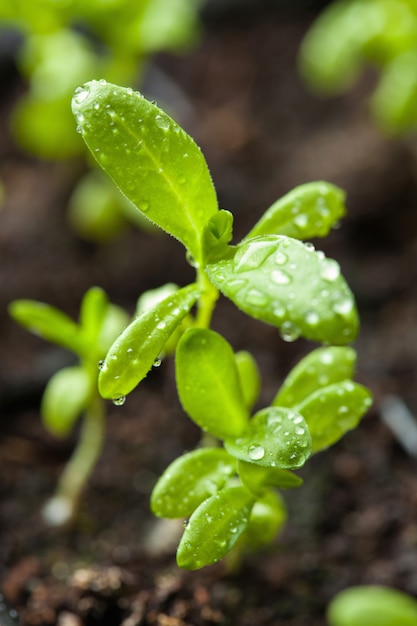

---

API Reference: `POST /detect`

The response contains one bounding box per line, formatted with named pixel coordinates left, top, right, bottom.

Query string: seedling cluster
left=10, top=79, right=372, bottom=569
left=300, top=0, right=417, bottom=134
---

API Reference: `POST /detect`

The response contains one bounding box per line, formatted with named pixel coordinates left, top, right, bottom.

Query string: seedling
left=69, top=79, right=372, bottom=569
left=9, top=287, right=128, bottom=526
left=327, top=585, right=417, bottom=626
left=300, top=0, right=417, bottom=134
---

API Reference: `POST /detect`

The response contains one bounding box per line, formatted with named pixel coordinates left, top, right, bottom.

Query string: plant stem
left=43, top=391, right=105, bottom=526
left=195, top=266, right=219, bottom=329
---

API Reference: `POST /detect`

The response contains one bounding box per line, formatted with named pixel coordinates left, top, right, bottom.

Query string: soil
left=2, top=3, right=417, bottom=625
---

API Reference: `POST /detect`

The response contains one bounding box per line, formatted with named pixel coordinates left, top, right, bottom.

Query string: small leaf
left=151, top=448, right=236, bottom=518
left=72, top=80, right=218, bottom=260
left=9, top=299, right=84, bottom=355
left=273, top=346, right=357, bottom=408
left=327, top=585, right=417, bottom=626
left=202, top=209, right=234, bottom=262
left=238, top=460, right=303, bottom=497
left=206, top=235, right=358, bottom=345
left=297, top=381, right=373, bottom=453
left=176, top=328, right=249, bottom=439
left=243, top=491, right=287, bottom=548
left=246, top=181, right=346, bottom=240
left=97, top=304, right=130, bottom=355
left=225, top=406, right=312, bottom=469
left=177, top=486, right=255, bottom=570
left=41, top=366, right=92, bottom=437
left=79, top=287, right=109, bottom=346
left=235, top=350, right=261, bottom=411
left=99, top=283, right=199, bottom=399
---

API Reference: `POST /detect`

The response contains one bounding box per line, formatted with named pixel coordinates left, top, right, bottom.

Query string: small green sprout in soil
left=327, top=585, right=417, bottom=626
left=300, top=0, right=417, bottom=135
left=67, top=79, right=373, bottom=569
left=9, top=288, right=128, bottom=526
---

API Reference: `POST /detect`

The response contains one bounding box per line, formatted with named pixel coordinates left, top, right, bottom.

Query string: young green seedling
left=300, top=0, right=417, bottom=134
left=327, top=585, right=417, bottom=626
left=9, top=287, right=128, bottom=526
left=70, top=79, right=372, bottom=568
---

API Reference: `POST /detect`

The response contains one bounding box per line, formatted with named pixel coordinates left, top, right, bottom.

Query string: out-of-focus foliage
left=299, top=0, right=417, bottom=135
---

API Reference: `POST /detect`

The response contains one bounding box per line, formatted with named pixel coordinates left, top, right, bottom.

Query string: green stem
left=43, top=391, right=105, bottom=526
left=195, top=266, right=219, bottom=329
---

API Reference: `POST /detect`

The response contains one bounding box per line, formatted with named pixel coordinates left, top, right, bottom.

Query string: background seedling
left=9, top=287, right=128, bottom=526
left=69, top=80, right=372, bottom=568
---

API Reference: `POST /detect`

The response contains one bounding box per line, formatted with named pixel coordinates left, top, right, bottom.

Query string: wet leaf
left=296, top=380, right=372, bottom=453
left=176, top=328, right=249, bottom=439
left=72, top=80, right=218, bottom=260
left=224, top=406, right=312, bottom=469
left=177, top=486, right=255, bottom=570
left=206, top=235, right=358, bottom=345
left=273, top=346, right=357, bottom=408
left=98, top=283, right=199, bottom=399
left=41, top=366, right=92, bottom=437
left=234, top=350, right=261, bottom=411
left=151, top=448, right=236, bottom=518
left=246, top=181, right=346, bottom=240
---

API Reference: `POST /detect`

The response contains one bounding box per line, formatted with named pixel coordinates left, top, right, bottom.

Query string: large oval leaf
left=41, top=366, right=92, bottom=437
left=246, top=181, right=346, bottom=241
left=151, top=448, right=236, bottom=519
left=99, top=284, right=199, bottom=400
left=273, top=346, right=357, bottom=408
left=176, top=486, right=255, bottom=570
left=176, top=328, right=249, bottom=439
left=225, top=406, right=312, bottom=469
left=297, top=380, right=373, bottom=453
left=72, top=80, right=218, bottom=260
left=206, top=235, right=358, bottom=345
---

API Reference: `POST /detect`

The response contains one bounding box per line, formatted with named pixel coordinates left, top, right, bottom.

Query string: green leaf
left=72, top=80, right=218, bottom=260
left=234, top=350, right=261, bottom=411
left=202, top=209, right=234, bottom=262
left=9, top=299, right=84, bottom=355
left=297, top=381, right=372, bottom=453
left=41, top=366, right=92, bottom=437
left=238, top=460, right=303, bottom=497
left=79, top=287, right=109, bottom=346
left=206, top=235, right=358, bottom=345
left=273, top=346, right=357, bottom=408
left=225, top=406, right=312, bottom=469
left=327, top=585, right=417, bottom=626
left=246, top=182, right=346, bottom=240
left=176, top=328, right=249, bottom=439
left=151, top=448, right=236, bottom=518
left=176, top=486, right=255, bottom=570
left=244, top=491, right=287, bottom=548
left=99, top=283, right=199, bottom=400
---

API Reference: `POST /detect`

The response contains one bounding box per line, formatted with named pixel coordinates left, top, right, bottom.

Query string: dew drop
left=294, top=214, right=308, bottom=228
left=248, top=444, right=265, bottom=460
left=338, top=405, right=349, bottom=415
left=155, top=114, right=170, bottom=130
left=333, top=297, right=353, bottom=315
left=304, top=242, right=315, bottom=252
left=305, top=310, right=319, bottom=325
left=275, top=251, right=288, bottom=265
left=112, top=396, right=126, bottom=406
left=139, top=201, right=150, bottom=212
left=245, top=288, right=268, bottom=307
left=153, top=358, right=162, bottom=368
left=73, top=85, right=90, bottom=104
left=279, top=321, right=300, bottom=342
left=295, top=426, right=305, bottom=435
left=271, top=269, right=291, bottom=285
left=321, top=259, right=340, bottom=282
left=93, top=102, right=100, bottom=110
left=235, top=240, right=275, bottom=272
left=98, top=360, right=104, bottom=370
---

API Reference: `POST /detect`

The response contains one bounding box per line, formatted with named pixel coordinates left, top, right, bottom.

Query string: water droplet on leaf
left=271, top=269, right=291, bottom=285
left=112, top=396, right=126, bottom=406
left=73, top=85, right=90, bottom=104
left=279, top=321, right=300, bottom=342
left=248, top=444, right=265, bottom=460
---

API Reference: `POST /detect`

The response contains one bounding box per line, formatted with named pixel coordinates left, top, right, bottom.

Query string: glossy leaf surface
left=176, top=329, right=249, bottom=439
left=41, top=366, right=92, bottom=437
left=99, top=284, right=199, bottom=400
left=274, top=346, right=357, bottom=407
left=225, top=406, right=312, bottom=469
left=207, top=235, right=358, bottom=345
left=9, top=300, right=83, bottom=355
left=72, top=80, right=218, bottom=260
left=151, top=448, right=236, bottom=518
left=244, top=491, right=287, bottom=548
left=177, top=486, right=254, bottom=570
left=297, top=381, right=372, bottom=453
left=327, top=585, right=417, bottom=626
left=238, top=460, right=303, bottom=497
left=246, top=182, right=346, bottom=241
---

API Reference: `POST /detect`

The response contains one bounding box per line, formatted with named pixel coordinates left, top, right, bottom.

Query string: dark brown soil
left=2, top=5, right=417, bottom=625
